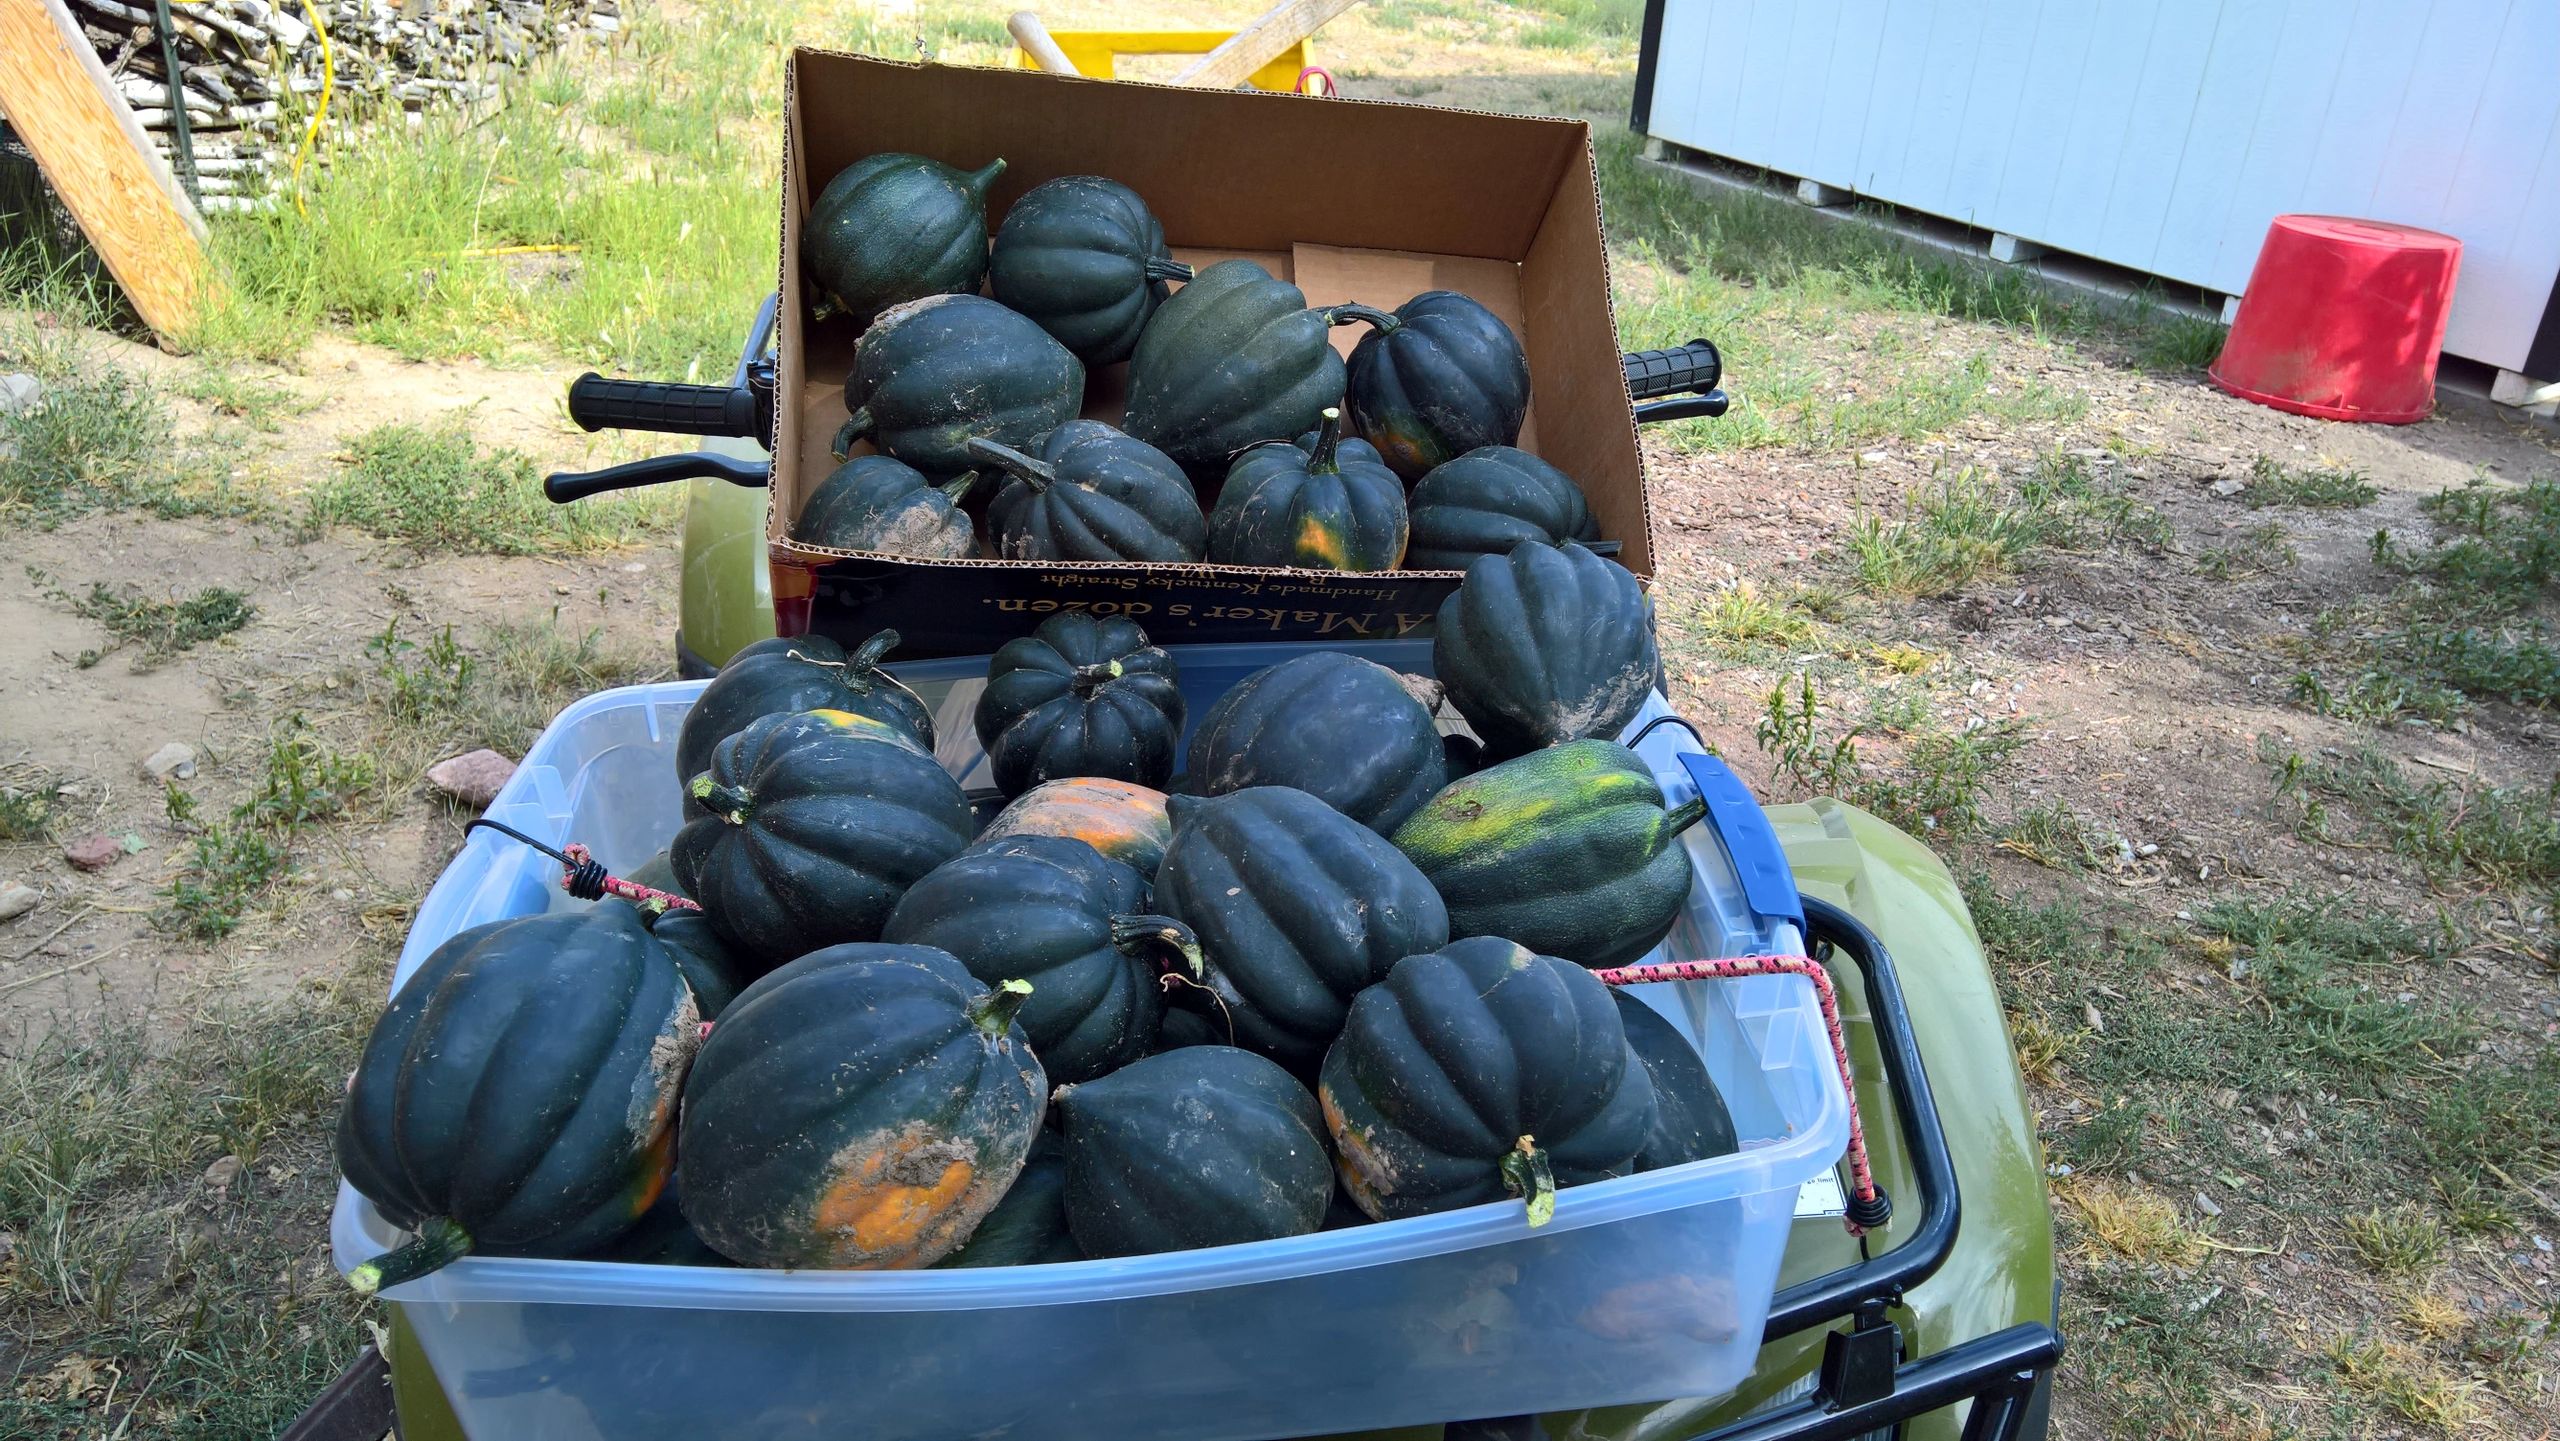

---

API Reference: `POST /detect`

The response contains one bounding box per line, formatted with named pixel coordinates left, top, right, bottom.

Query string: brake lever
left=544, top=451, right=771, bottom=504
left=1634, top=390, right=1730, bottom=425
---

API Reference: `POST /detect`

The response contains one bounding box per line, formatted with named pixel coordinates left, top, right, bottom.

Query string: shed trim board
left=1635, top=0, right=2560, bottom=378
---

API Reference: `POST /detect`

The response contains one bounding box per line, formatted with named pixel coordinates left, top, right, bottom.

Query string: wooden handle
left=1007, top=11, right=1081, bottom=76
left=1171, top=0, right=1364, bottom=90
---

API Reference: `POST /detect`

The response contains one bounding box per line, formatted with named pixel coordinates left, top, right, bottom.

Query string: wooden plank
left=1007, top=12, right=1082, bottom=75
left=1168, top=0, right=1362, bottom=91
left=0, top=0, right=212, bottom=337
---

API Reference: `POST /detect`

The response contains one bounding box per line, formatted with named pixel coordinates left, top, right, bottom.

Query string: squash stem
left=965, top=157, right=1007, bottom=197
left=1144, top=256, right=1194, bottom=284
left=970, top=978, right=1036, bottom=1037
left=1307, top=408, right=1343, bottom=474
left=689, top=775, right=755, bottom=825
left=1499, top=1136, right=1557, bottom=1228
left=1070, top=660, right=1124, bottom=698
left=939, top=471, right=980, bottom=509
left=844, top=628, right=903, bottom=690
left=832, top=410, right=874, bottom=462
left=348, top=1215, right=472, bottom=1295
left=1327, top=302, right=1402, bottom=335
left=1111, top=914, right=1204, bottom=980
left=963, top=436, right=1057, bottom=491
left=1662, top=796, right=1707, bottom=839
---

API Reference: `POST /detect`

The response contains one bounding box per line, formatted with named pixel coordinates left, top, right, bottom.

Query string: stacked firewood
left=67, top=0, right=623, bottom=212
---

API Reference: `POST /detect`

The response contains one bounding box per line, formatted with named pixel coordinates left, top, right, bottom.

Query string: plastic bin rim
left=337, top=1042, right=1843, bottom=1308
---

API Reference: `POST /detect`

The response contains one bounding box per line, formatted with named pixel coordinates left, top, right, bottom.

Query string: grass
left=2340, top=1206, right=2447, bottom=1276
left=163, top=718, right=379, bottom=941
left=2000, top=800, right=2101, bottom=870
left=0, top=973, right=380, bottom=1437
left=2238, top=455, right=2379, bottom=510
left=363, top=609, right=663, bottom=781
left=1685, top=582, right=1824, bottom=657
left=2263, top=738, right=2560, bottom=895
left=2195, top=521, right=2296, bottom=580
left=0, top=319, right=252, bottom=528
left=1754, top=672, right=2023, bottom=834
left=25, top=571, right=255, bottom=670
left=306, top=418, right=666, bottom=555
left=1840, top=451, right=2165, bottom=599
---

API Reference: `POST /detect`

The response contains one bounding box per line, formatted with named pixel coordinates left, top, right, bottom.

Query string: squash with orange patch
left=1206, top=408, right=1407, bottom=571
left=336, top=905, right=702, bottom=1293
left=971, top=777, right=1173, bottom=879
left=676, top=944, right=1047, bottom=1269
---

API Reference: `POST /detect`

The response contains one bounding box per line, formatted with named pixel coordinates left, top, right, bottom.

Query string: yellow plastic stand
left=1012, top=30, right=1314, bottom=92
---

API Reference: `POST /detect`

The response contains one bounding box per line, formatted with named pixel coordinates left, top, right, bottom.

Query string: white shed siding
left=1640, top=0, right=2560, bottom=373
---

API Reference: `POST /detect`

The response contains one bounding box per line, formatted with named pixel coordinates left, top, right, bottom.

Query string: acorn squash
left=1057, top=1046, right=1332, bottom=1256
left=834, top=295, right=1084, bottom=478
left=1121, top=259, right=1383, bottom=484
left=884, top=835, right=1194, bottom=1083
left=1434, top=539, right=1662, bottom=758
left=975, top=420, right=1207, bottom=562
left=1186, top=650, right=1448, bottom=836
left=1208, top=407, right=1408, bottom=571
left=934, top=1131, right=1083, bottom=1267
left=974, top=613, right=1186, bottom=794
left=671, top=710, right=974, bottom=970
left=675, top=630, right=933, bottom=788
left=1613, top=991, right=1738, bottom=1170
left=971, top=777, right=1173, bottom=880
left=677, top=944, right=1045, bottom=1268
left=804, top=153, right=1003, bottom=327
left=1319, top=937, right=1654, bottom=1224
left=988, top=175, right=1192, bottom=366
left=1391, top=738, right=1702, bottom=969
left=1404, top=446, right=1598, bottom=570
left=794, top=454, right=978, bottom=558
left=336, top=905, right=699, bottom=1291
left=1340, top=290, right=1531, bottom=481
left=1152, top=786, right=1449, bottom=1073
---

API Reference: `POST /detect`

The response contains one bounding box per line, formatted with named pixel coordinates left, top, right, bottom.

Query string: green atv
left=300, top=299, right=2061, bottom=1441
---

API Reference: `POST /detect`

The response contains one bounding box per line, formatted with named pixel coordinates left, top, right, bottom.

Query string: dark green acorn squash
left=1612, top=991, right=1738, bottom=1170
left=624, top=848, right=686, bottom=899
left=1185, top=650, right=1448, bottom=836
left=645, top=906, right=747, bottom=1020
left=1391, top=738, right=1702, bottom=969
left=1207, top=407, right=1408, bottom=571
left=1342, top=290, right=1532, bottom=481
left=834, top=295, right=1084, bottom=478
left=794, top=454, right=978, bottom=558
left=884, top=835, right=1195, bottom=1083
left=336, top=905, right=701, bottom=1292
left=973, top=613, right=1186, bottom=794
left=1121, top=259, right=1384, bottom=484
left=671, top=710, right=974, bottom=970
left=1057, top=1046, right=1331, bottom=1256
left=1152, top=786, right=1449, bottom=1074
left=934, top=1131, right=1083, bottom=1267
left=805, top=153, right=1004, bottom=327
left=988, top=175, right=1192, bottom=366
left=1404, top=446, right=1598, bottom=570
left=1318, top=937, right=1654, bottom=1224
left=974, top=420, right=1206, bottom=562
left=675, top=630, right=933, bottom=788
left=677, top=944, right=1046, bottom=1268
left=1434, top=539, right=1663, bottom=758
left=1150, top=1003, right=1229, bottom=1053
left=971, top=777, right=1172, bottom=879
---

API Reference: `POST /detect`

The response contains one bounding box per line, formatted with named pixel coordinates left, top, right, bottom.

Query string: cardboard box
left=772, top=50, right=1650, bottom=655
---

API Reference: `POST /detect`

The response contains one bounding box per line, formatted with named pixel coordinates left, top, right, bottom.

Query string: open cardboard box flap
left=774, top=50, right=1649, bottom=655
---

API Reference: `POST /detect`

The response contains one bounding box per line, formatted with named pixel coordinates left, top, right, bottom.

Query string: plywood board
left=0, top=0, right=212, bottom=337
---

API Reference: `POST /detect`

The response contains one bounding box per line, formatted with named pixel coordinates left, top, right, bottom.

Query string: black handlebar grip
left=566, top=373, right=760, bottom=439
left=1621, top=339, right=1723, bottom=402
left=543, top=451, right=770, bottom=504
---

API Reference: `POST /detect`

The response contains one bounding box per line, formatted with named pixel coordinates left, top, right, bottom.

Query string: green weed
left=1688, top=582, right=1822, bottom=656
left=306, top=418, right=664, bottom=555
left=1518, top=20, right=1586, bottom=48
left=2128, top=310, right=2227, bottom=372
left=2261, top=738, right=2560, bottom=893
left=1518, top=0, right=1644, bottom=39
left=2001, top=800, right=2099, bottom=870
left=364, top=608, right=661, bottom=781
left=2195, top=521, right=2296, bottom=579
left=2239, top=455, right=2378, bottom=510
left=0, top=776, right=60, bottom=841
left=29, top=572, right=255, bottom=669
left=0, top=329, right=248, bottom=526
left=2340, top=1206, right=2448, bottom=1276
left=1859, top=719, right=2025, bottom=835
left=1756, top=673, right=1862, bottom=796
left=174, top=369, right=306, bottom=431
left=162, top=717, right=376, bottom=941
left=1845, top=469, right=2048, bottom=598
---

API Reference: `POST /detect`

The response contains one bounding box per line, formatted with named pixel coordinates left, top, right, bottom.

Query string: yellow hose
left=289, top=0, right=330, bottom=218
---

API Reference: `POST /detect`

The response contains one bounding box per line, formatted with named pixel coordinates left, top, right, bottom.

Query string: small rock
left=330, top=887, right=355, bottom=902
left=0, top=884, right=38, bottom=923
left=2193, top=1192, right=2223, bottom=1218
left=141, top=742, right=197, bottom=782
left=0, top=372, right=40, bottom=414
left=426, top=749, right=517, bottom=809
left=202, top=1155, right=244, bottom=1193
left=63, top=834, right=123, bottom=871
left=2210, top=477, right=2245, bottom=497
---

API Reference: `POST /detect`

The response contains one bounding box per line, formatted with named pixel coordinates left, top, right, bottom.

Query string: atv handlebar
left=567, top=374, right=763, bottom=439
left=541, top=449, right=771, bottom=503
left=1625, top=338, right=1729, bottom=422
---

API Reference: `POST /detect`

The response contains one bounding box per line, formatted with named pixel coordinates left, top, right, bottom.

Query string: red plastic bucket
left=2209, top=215, right=2461, bottom=424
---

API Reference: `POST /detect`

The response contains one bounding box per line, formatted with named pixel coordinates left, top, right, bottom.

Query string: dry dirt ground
left=6, top=3, right=2560, bottom=1437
